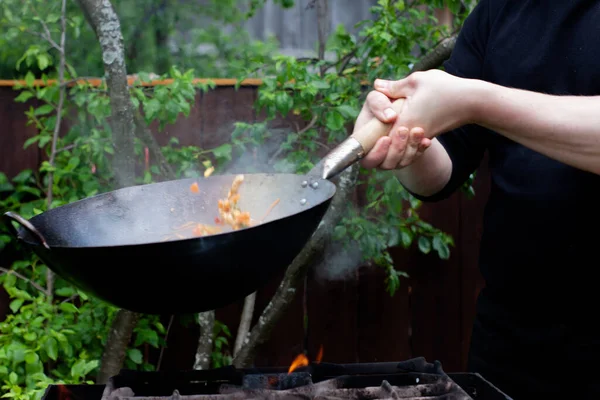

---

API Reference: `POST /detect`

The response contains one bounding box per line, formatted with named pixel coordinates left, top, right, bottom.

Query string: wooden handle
left=350, top=98, right=405, bottom=153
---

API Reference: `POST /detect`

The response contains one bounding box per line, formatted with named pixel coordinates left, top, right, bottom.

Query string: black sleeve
left=408, top=0, right=496, bottom=202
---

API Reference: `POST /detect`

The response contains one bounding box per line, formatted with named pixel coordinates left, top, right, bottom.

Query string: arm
left=376, top=71, right=600, bottom=176
left=474, top=82, right=600, bottom=175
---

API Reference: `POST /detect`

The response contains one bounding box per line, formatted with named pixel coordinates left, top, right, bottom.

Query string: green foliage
left=0, top=0, right=281, bottom=79
left=211, top=321, right=233, bottom=369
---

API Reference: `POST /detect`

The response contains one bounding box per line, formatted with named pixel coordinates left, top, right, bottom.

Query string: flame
left=315, top=345, right=324, bottom=364
left=288, top=345, right=324, bottom=373
left=288, top=353, right=309, bottom=373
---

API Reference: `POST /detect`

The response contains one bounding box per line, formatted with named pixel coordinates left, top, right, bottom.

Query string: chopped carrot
left=190, top=182, right=200, bottom=193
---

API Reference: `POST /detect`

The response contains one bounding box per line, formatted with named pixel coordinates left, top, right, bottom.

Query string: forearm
left=395, top=138, right=452, bottom=197
left=472, top=81, right=600, bottom=175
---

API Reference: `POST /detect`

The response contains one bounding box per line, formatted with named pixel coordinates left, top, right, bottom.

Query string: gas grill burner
left=42, top=357, right=512, bottom=400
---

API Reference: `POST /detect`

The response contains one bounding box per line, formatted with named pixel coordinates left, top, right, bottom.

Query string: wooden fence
left=0, top=82, right=490, bottom=373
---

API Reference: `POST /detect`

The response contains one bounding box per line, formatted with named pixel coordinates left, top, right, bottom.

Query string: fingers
left=361, top=127, right=430, bottom=170
left=365, top=90, right=398, bottom=123
left=374, top=77, right=411, bottom=99
left=360, top=135, right=391, bottom=169
left=379, top=127, right=409, bottom=169
left=396, top=127, right=424, bottom=168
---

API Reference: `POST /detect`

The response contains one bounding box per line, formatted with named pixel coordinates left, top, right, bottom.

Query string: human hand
left=358, top=69, right=477, bottom=170
left=355, top=89, right=431, bottom=170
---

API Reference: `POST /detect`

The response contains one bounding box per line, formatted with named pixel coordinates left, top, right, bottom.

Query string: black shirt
left=415, top=1, right=600, bottom=397
left=421, top=0, right=600, bottom=316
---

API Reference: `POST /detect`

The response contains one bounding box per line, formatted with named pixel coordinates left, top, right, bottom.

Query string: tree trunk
left=76, top=0, right=136, bottom=189
left=194, top=311, right=215, bottom=370
left=97, top=310, right=139, bottom=383
left=75, top=0, right=139, bottom=383
left=232, top=164, right=359, bottom=367
left=234, top=292, right=256, bottom=357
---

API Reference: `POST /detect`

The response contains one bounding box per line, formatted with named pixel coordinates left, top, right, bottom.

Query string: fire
left=316, top=344, right=323, bottom=363
left=288, top=345, right=324, bottom=374
left=288, top=353, right=309, bottom=373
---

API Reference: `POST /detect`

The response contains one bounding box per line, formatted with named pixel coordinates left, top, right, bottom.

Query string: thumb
left=374, top=77, right=410, bottom=99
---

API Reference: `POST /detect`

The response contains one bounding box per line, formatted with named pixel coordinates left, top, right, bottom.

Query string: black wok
left=3, top=174, right=335, bottom=314
left=2, top=98, right=404, bottom=314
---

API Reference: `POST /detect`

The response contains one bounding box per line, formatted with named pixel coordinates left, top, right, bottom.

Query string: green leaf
left=37, top=53, right=50, bottom=70
left=9, top=299, right=23, bottom=313
left=71, top=359, right=98, bottom=378
left=432, top=235, right=450, bottom=260
left=274, top=91, right=293, bottom=116
left=399, top=228, right=412, bottom=248
left=14, top=91, right=34, bottom=103
left=312, top=80, right=330, bottom=89
left=24, top=352, right=39, bottom=365
left=211, top=143, right=232, bottom=162
left=25, top=71, right=35, bottom=87
left=59, top=302, right=79, bottom=313
left=55, top=287, right=75, bottom=297
left=325, top=111, right=345, bottom=132
left=9, top=371, right=18, bottom=385
left=34, top=104, right=54, bottom=116
left=144, top=98, right=161, bottom=122
left=23, top=332, right=37, bottom=342
left=38, top=135, right=52, bottom=148
left=44, top=338, right=58, bottom=361
left=418, top=236, right=431, bottom=254
left=336, top=105, right=358, bottom=119
left=127, top=348, right=143, bottom=364
left=23, top=136, right=40, bottom=149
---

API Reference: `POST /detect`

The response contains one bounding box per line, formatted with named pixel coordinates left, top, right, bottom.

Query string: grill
left=41, top=357, right=511, bottom=400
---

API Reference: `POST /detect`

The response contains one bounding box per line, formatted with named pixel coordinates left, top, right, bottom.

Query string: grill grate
left=41, top=358, right=512, bottom=400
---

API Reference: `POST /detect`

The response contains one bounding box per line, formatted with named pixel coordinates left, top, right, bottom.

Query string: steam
left=312, top=239, right=364, bottom=282
left=220, top=127, right=298, bottom=175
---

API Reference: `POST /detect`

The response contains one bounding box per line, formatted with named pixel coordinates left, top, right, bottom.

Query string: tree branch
left=44, top=0, right=68, bottom=301
left=156, top=315, right=174, bottom=371
left=411, top=34, right=458, bottom=72
left=233, top=292, right=256, bottom=357
left=232, top=164, right=359, bottom=367
left=194, top=311, right=215, bottom=370
left=97, top=310, right=139, bottom=383
left=76, top=0, right=136, bottom=189
left=29, top=4, right=62, bottom=52
left=0, top=267, right=47, bottom=294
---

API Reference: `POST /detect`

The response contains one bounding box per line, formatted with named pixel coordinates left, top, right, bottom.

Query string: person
left=353, top=1, right=600, bottom=399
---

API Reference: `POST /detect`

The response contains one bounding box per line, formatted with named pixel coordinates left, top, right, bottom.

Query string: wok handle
left=350, top=98, right=406, bottom=153
left=2, top=211, right=50, bottom=250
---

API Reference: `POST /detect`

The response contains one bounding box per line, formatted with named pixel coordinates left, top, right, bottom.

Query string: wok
left=2, top=99, right=404, bottom=314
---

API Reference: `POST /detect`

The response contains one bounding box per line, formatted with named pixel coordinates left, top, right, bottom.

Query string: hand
left=355, top=90, right=431, bottom=170
left=358, top=69, right=477, bottom=170
left=373, top=69, right=476, bottom=137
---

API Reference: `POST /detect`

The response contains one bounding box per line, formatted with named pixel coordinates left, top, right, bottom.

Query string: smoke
left=220, top=126, right=299, bottom=175
left=312, top=239, right=364, bottom=282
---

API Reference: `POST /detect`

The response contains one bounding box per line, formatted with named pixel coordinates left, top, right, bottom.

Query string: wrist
left=463, top=78, right=492, bottom=125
